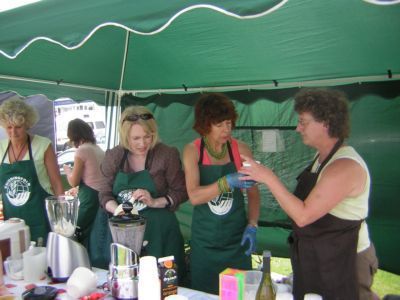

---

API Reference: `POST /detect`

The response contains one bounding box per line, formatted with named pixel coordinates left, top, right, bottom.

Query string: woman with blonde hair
left=0, top=97, right=64, bottom=244
left=90, top=106, right=188, bottom=283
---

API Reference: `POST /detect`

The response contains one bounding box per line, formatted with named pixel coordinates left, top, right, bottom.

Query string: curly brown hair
left=193, top=93, right=238, bottom=136
left=294, top=88, right=350, bottom=140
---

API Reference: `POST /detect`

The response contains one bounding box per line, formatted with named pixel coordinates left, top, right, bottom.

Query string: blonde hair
left=0, top=97, right=39, bottom=129
left=119, top=106, right=159, bottom=149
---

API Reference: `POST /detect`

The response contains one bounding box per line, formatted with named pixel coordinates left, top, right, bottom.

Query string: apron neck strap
left=27, top=135, right=33, bottom=160
left=315, top=139, right=343, bottom=174
left=119, top=148, right=151, bottom=171
left=2, top=135, right=33, bottom=163
left=119, top=149, right=129, bottom=170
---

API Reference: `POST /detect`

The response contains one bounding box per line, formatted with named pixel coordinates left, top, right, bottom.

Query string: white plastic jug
left=22, top=246, right=47, bottom=282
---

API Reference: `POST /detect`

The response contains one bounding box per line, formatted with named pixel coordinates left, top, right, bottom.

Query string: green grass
left=373, top=268, right=400, bottom=298
left=252, top=256, right=400, bottom=299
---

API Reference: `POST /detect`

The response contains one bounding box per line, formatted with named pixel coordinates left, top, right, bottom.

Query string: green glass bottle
left=256, top=250, right=276, bottom=300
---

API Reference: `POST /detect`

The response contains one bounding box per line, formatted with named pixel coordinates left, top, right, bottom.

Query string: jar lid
left=109, top=201, right=146, bottom=224
left=110, top=213, right=145, bottom=224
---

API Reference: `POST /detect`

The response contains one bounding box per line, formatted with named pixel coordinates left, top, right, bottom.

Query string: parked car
left=57, top=147, right=76, bottom=175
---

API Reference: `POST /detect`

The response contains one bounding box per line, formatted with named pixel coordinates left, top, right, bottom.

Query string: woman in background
left=0, top=97, right=64, bottom=244
left=63, top=118, right=105, bottom=249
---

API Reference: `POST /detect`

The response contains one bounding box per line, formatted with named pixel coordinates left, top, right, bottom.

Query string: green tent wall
left=1, top=0, right=400, bottom=275
left=122, top=81, right=400, bottom=274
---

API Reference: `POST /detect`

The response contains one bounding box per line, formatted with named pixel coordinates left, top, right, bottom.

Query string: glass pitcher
left=45, top=195, right=78, bottom=238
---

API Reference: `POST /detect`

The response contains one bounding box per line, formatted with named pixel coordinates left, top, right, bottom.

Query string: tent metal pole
left=126, top=74, right=400, bottom=96
left=0, top=74, right=112, bottom=93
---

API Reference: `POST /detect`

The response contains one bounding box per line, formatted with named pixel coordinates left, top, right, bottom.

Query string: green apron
left=76, top=182, right=99, bottom=249
left=89, top=151, right=186, bottom=285
left=112, top=153, right=186, bottom=285
left=88, top=205, right=113, bottom=269
left=191, top=141, right=251, bottom=294
left=0, top=137, right=50, bottom=244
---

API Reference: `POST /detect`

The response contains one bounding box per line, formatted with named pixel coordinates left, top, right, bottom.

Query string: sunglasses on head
left=123, top=113, right=154, bottom=123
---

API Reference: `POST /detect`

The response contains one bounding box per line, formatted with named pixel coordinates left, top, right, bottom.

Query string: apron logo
left=4, top=176, right=31, bottom=206
left=118, top=189, right=147, bottom=211
left=208, top=192, right=233, bottom=215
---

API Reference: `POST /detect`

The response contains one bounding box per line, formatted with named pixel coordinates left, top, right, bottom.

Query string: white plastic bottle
left=138, top=256, right=160, bottom=300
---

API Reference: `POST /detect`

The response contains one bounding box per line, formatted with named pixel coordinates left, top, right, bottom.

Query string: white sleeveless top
left=316, top=146, right=371, bottom=252
left=0, top=135, right=54, bottom=195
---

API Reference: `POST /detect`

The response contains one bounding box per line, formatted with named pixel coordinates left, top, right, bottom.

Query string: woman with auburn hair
left=183, top=93, right=260, bottom=294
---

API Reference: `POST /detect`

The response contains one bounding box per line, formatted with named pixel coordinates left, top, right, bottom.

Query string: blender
left=45, top=195, right=91, bottom=282
left=108, top=202, right=146, bottom=300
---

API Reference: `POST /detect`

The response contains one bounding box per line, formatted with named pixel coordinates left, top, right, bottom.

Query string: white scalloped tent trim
left=0, top=1, right=288, bottom=59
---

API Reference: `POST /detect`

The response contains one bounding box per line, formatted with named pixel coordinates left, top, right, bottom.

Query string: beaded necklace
left=10, top=142, right=27, bottom=162
left=203, top=136, right=227, bottom=160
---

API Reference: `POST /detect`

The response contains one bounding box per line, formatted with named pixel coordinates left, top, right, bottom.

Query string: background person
left=91, top=105, right=188, bottom=284
left=0, top=97, right=64, bottom=244
left=182, top=93, right=260, bottom=294
left=63, top=118, right=105, bottom=249
left=240, top=88, right=378, bottom=300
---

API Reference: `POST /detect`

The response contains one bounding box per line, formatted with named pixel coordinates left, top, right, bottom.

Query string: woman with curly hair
left=0, top=97, right=64, bottom=244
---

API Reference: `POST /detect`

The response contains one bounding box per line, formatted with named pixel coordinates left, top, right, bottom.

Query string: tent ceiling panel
left=0, top=0, right=399, bottom=99
left=0, top=27, right=127, bottom=90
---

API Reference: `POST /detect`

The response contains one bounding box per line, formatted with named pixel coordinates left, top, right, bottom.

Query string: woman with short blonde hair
left=0, top=97, right=64, bottom=244
left=90, top=106, right=187, bottom=285
left=118, top=106, right=159, bottom=149
left=0, top=97, right=39, bottom=128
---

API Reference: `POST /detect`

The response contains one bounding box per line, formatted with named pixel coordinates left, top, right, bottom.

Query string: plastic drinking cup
left=245, top=270, right=263, bottom=300
left=3, top=256, right=24, bottom=280
left=66, top=267, right=98, bottom=298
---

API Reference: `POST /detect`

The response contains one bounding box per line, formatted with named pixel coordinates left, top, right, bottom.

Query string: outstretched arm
left=240, top=155, right=366, bottom=227
left=63, top=155, right=83, bottom=187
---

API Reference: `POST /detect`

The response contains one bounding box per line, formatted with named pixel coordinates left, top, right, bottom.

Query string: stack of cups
left=138, top=256, right=160, bottom=300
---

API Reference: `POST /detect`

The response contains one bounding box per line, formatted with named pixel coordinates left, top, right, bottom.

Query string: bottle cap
left=262, top=250, right=272, bottom=257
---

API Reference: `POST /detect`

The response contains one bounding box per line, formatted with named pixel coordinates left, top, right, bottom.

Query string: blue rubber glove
left=241, top=225, right=257, bottom=256
left=225, top=172, right=256, bottom=189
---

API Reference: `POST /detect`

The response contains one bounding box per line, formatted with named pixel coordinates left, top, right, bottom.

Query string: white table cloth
left=2, top=268, right=218, bottom=300
left=3, top=268, right=291, bottom=299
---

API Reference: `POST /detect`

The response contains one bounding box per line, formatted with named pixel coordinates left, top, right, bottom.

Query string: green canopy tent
left=0, top=0, right=400, bottom=274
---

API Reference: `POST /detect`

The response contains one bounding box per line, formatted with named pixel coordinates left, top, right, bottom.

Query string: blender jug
left=45, top=195, right=90, bottom=282
left=108, top=203, right=146, bottom=300
left=108, top=204, right=146, bottom=256
left=45, top=195, right=78, bottom=237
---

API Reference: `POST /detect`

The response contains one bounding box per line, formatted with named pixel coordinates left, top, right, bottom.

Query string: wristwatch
left=164, top=195, right=172, bottom=208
